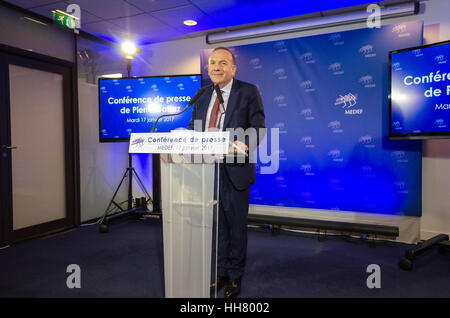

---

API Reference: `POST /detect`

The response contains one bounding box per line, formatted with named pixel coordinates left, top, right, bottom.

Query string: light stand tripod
left=99, top=152, right=154, bottom=233
left=99, top=57, right=159, bottom=233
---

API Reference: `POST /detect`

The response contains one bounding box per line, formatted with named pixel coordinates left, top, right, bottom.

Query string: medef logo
left=273, top=95, right=287, bottom=107
left=273, top=68, right=288, bottom=80
left=392, top=121, right=402, bottom=130
left=251, top=188, right=263, bottom=201
left=359, top=44, right=376, bottom=58
left=100, top=86, right=107, bottom=93
left=249, top=58, right=262, bottom=69
left=434, top=54, right=447, bottom=64
left=131, top=137, right=145, bottom=148
left=276, top=148, right=287, bottom=161
left=274, top=41, right=288, bottom=53
left=329, top=178, right=344, bottom=191
left=190, top=76, right=199, bottom=82
left=392, top=24, right=410, bottom=37
left=301, top=80, right=315, bottom=92
left=360, top=165, right=376, bottom=178
left=164, top=77, right=171, bottom=83
left=177, top=83, right=184, bottom=90
left=329, top=62, right=344, bottom=75
left=328, top=120, right=344, bottom=133
left=391, top=151, right=408, bottom=163
left=412, top=49, right=423, bottom=57
left=328, top=149, right=344, bottom=162
left=392, top=62, right=402, bottom=71
left=301, top=52, right=316, bottom=64
left=301, top=192, right=315, bottom=204
left=358, top=135, right=376, bottom=148
left=275, top=176, right=287, bottom=188
left=393, top=181, right=408, bottom=194
left=273, top=122, right=287, bottom=134
left=126, top=85, right=133, bottom=93
left=300, top=108, right=315, bottom=120
left=329, top=33, right=344, bottom=46
left=435, top=118, right=447, bottom=128
left=335, top=93, right=363, bottom=115
left=151, top=84, right=158, bottom=91
left=301, top=164, right=315, bottom=176
left=300, top=136, right=315, bottom=148
left=359, top=75, right=376, bottom=88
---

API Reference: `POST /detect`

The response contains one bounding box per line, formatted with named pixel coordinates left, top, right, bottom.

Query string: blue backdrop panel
left=201, top=21, right=423, bottom=216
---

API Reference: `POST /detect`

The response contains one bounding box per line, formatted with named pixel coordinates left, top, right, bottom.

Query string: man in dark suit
left=187, top=47, right=265, bottom=298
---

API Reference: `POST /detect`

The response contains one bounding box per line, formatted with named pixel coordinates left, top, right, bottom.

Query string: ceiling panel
left=253, top=0, right=377, bottom=18
left=81, top=20, right=125, bottom=43
left=67, top=0, right=144, bottom=20
left=2, top=0, right=415, bottom=45
left=125, top=0, right=191, bottom=12
left=4, top=0, right=63, bottom=9
left=110, top=13, right=185, bottom=44
left=190, top=0, right=264, bottom=28
left=112, top=12, right=169, bottom=31
left=150, top=4, right=220, bottom=33
left=23, top=1, right=67, bottom=18
left=27, top=2, right=103, bottom=24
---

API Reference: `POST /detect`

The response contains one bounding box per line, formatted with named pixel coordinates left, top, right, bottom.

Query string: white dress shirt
left=204, top=78, right=233, bottom=131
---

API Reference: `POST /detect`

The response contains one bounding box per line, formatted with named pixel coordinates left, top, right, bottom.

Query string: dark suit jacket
left=187, top=79, right=266, bottom=191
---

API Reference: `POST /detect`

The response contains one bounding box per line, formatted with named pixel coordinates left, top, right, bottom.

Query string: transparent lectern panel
left=161, top=159, right=219, bottom=298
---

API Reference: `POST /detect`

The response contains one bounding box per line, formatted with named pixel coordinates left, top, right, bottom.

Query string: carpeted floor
left=1, top=217, right=449, bottom=298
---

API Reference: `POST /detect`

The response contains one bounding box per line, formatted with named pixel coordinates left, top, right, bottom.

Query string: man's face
left=208, top=49, right=236, bottom=88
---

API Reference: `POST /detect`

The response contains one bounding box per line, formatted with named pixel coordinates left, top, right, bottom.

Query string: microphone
left=214, top=84, right=224, bottom=104
left=150, top=87, right=206, bottom=133
left=188, top=86, right=206, bottom=107
left=214, top=84, right=226, bottom=130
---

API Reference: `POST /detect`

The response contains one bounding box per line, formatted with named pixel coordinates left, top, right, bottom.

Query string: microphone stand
left=216, top=99, right=247, bottom=158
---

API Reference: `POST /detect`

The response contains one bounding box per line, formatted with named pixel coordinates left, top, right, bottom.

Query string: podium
left=129, top=131, right=230, bottom=298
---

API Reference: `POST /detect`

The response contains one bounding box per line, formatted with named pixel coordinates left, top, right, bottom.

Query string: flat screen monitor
left=98, top=74, right=202, bottom=142
left=389, top=40, right=450, bottom=139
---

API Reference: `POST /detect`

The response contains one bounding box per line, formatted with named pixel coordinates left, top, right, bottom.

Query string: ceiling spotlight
left=183, top=20, right=197, bottom=26
left=100, top=73, right=123, bottom=78
left=121, top=40, right=141, bottom=59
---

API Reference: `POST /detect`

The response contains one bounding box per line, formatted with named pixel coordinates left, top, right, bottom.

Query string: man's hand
left=230, top=140, right=248, bottom=154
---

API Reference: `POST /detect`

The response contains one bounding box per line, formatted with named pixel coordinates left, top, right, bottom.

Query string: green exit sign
left=52, top=10, right=77, bottom=30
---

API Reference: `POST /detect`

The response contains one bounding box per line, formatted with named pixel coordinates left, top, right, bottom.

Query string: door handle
left=2, top=145, right=17, bottom=150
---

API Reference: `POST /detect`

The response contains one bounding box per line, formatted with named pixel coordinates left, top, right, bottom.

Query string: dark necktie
left=208, top=90, right=224, bottom=131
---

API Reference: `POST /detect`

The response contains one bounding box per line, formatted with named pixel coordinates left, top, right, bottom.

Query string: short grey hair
left=212, top=47, right=236, bottom=65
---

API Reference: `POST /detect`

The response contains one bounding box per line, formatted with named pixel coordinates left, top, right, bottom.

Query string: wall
left=78, top=79, right=154, bottom=222
left=76, top=35, right=156, bottom=222
left=0, top=4, right=74, bottom=62
left=74, top=0, right=450, bottom=242
left=417, top=0, right=450, bottom=240
left=111, top=0, right=449, bottom=243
